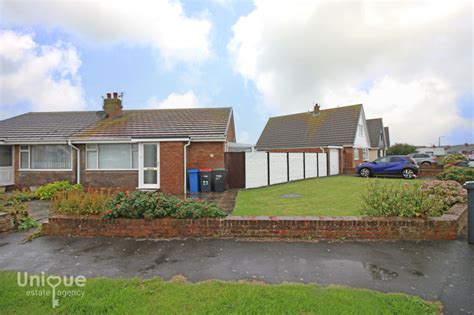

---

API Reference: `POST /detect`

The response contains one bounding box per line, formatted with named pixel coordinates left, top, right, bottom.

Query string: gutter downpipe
left=183, top=139, right=191, bottom=197
left=68, top=140, right=81, bottom=184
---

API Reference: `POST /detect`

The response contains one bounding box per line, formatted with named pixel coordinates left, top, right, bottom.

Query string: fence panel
left=245, top=152, right=268, bottom=188
left=318, top=153, right=327, bottom=176
left=289, top=153, right=304, bottom=181
left=305, top=153, right=318, bottom=178
left=269, top=153, right=287, bottom=185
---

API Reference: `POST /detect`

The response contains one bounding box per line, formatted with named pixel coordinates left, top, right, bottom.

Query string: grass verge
left=0, top=271, right=439, bottom=314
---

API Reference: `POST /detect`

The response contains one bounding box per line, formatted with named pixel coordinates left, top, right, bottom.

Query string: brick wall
left=226, top=114, right=236, bottom=142
left=0, top=212, right=12, bottom=233
left=187, top=142, right=225, bottom=169
left=43, top=204, right=466, bottom=241
left=160, top=142, right=184, bottom=195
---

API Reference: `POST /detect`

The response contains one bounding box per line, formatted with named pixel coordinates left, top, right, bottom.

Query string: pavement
left=0, top=232, right=473, bottom=314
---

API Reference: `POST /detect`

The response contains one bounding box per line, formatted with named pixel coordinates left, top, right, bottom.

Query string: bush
left=437, top=166, right=474, bottom=184
left=361, top=180, right=466, bottom=217
left=35, top=181, right=82, bottom=200
left=104, top=191, right=226, bottom=220
left=52, top=189, right=115, bottom=216
left=439, top=153, right=469, bottom=165
left=6, top=189, right=37, bottom=205
left=386, top=143, right=417, bottom=156
left=18, top=216, right=39, bottom=231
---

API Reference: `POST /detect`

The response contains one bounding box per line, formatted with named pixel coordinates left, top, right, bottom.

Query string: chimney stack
left=103, top=92, right=123, bottom=118
left=313, top=103, right=320, bottom=116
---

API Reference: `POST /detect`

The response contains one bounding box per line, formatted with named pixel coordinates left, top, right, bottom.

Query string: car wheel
left=359, top=167, right=371, bottom=177
left=421, top=161, right=431, bottom=166
left=402, top=168, right=415, bottom=179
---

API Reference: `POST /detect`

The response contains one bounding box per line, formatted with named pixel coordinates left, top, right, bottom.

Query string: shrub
left=35, top=181, right=82, bottom=200
left=5, top=198, right=29, bottom=229
left=437, top=166, right=474, bottom=184
left=439, top=153, right=468, bottom=165
left=104, top=191, right=226, bottom=220
left=6, top=189, right=37, bottom=205
left=18, top=216, right=39, bottom=231
left=52, top=188, right=115, bottom=216
left=386, top=143, right=417, bottom=156
left=361, top=180, right=466, bottom=218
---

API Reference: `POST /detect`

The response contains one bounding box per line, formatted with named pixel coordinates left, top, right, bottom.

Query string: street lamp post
left=438, top=136, right=445, bottom=147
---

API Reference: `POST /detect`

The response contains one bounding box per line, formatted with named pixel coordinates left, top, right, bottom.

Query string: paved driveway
left=0, top=232, right=472, bottom=314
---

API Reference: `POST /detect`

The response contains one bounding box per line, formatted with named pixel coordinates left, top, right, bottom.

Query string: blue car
left=355, top=155, right=419, bottom=179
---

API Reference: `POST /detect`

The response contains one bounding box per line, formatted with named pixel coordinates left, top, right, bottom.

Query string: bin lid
left=200, top=168, right=213, bottom=172
left=213, top=168, right=226, bottom=171
left=187, top=168, right=199, bottom=173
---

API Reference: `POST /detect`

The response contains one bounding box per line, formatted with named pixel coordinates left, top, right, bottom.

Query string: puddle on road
left=363, top=263, right=398, bottom=280
left=408, top=269, right=425, bottom=277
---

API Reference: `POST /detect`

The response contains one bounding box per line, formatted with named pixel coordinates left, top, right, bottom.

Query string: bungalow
left=366, top=118, right=389, bottom=160
left=256, top=103, right=390, bottom=174
left=0, top=93, right=236, bottom=194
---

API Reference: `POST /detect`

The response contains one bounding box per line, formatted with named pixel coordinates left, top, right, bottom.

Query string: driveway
left=0, top=232, right=472, bottom=314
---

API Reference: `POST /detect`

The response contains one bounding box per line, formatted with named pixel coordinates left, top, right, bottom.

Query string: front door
left=138, top=143, right=160, bottom=189
left=0, top=146, right=14, bottom=186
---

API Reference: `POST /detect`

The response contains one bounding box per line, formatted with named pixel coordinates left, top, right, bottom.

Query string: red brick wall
left=226, top=114, right=236, bottom=142
left=0, top=212, right=12, bottom=233
left=14, top=145, right=76, bottom=188
left=160, top=142, right=184, bottom=195
left=43, top=204, right=466, bottom=241
left=187, top=142, right=225, bottom=169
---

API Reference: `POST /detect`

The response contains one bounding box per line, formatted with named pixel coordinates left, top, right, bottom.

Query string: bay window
left=20, top=145, right=71, bottom=170
left=86, top=144, right=138, bottom=170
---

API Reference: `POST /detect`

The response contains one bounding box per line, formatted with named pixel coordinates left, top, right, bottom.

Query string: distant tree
left=386, top=143, right=417, bottom=156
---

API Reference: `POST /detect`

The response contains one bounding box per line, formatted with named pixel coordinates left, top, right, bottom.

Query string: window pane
left=98, top=144, right=131, bottom=169
left=20, top=145, right=29, bottom=151
left=132, top=150, right=138, bottom=169
left=0, top=146, right=12, bottom=167
left=87, top=151, right=98, bottom=169
left=87, top=144, right=98, bottom=151
left=20, top=152, right=29, bottom=169
left=132, top=144, right=138, bottom=150
left=144, top=170, right=157, bottom=184
left=30, top=145, right=71, bottom=169
left=144, top=144, right=157, bottom=168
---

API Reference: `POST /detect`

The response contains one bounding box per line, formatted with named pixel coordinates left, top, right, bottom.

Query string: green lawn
left=0, top=271, right=439, bottom=314
left=233, top=176, right=417, bottom=216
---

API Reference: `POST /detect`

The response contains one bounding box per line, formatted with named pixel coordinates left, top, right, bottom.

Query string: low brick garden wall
left=0, top=212, right=12, bottom=233
left=42, top=204, right=467, bottom=241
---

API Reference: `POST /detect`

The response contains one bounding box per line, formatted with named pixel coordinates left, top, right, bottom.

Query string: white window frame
left=358, top=124, right=364, bottom=136
left=354, top=148, right=360, bottom=160
left=85, top=143, right=139, bottom=171
left=363, top=148, right=369, bottom=161
left=19, top=145, right=73, bottom=171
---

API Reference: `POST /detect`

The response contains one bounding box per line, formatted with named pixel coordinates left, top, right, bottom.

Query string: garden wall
left=43, top=204, right=467, bottom=241
left=0, top=212, right=12, bottom=233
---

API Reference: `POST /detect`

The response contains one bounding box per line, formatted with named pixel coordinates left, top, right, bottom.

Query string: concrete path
left=0, top=232, right=472, bottom=314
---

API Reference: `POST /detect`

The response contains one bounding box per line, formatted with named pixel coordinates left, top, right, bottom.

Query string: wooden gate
left=225, top=152, right=245, bottom=189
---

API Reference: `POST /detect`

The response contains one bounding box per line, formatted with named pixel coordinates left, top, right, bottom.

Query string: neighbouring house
left=366, top=118, right=389, bottom=160
left=0, top=92, right=236, bottom=195
left=256, top=103, right=387, bottom=174
left=415, top=146, right=447, bottom=156
left=446, top=143, right=474, bottom=156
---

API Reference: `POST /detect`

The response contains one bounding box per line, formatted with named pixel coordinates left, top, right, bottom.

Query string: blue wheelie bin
left=187, top=169, right=199, bottom=193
